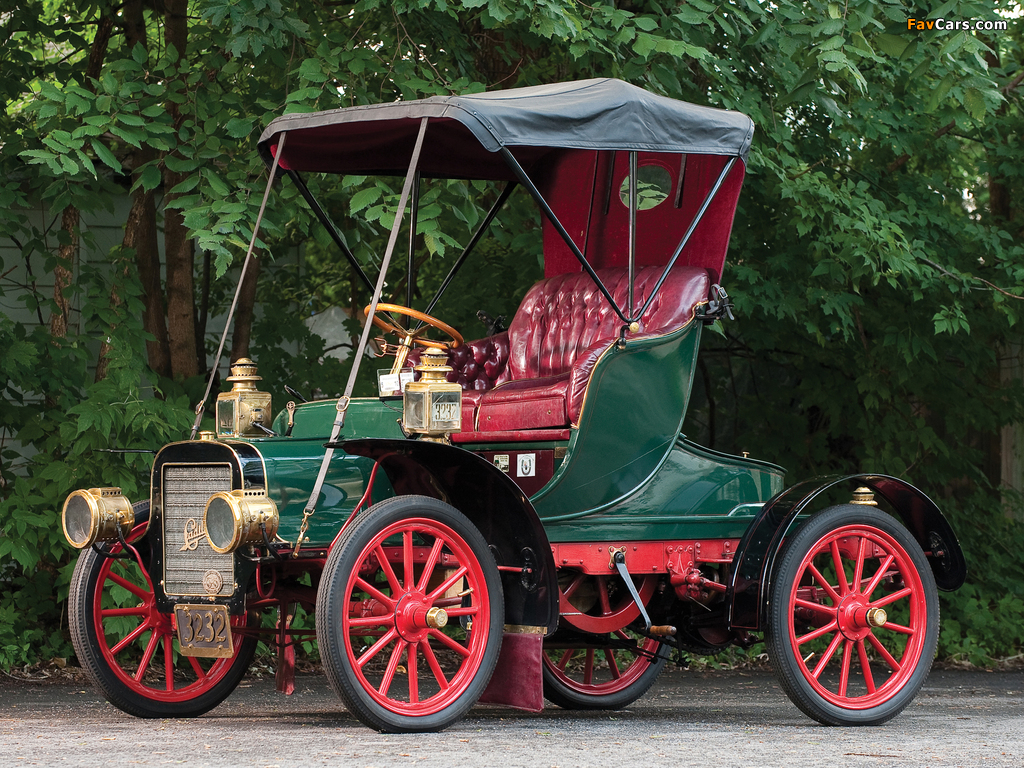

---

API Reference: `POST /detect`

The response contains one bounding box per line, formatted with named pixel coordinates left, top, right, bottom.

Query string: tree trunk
left=49, top=206, right=78, bottom=341
left=162, top=0, right=198, bottom=379
left=230, top=256, right=262, bottom=363
left=50, top=15, right=114, bottom=344
left=95, top=191, right=155, bottom=381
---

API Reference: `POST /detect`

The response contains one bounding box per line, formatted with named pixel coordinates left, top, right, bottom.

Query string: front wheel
left=316, top=496, right=504, bottom=732
left=68, top=502, right=256, bottom=718
left=765, top=504, right=939, bottom=725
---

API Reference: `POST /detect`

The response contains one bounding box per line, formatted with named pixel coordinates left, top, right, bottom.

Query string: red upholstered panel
left=505, top=266, right=710, bottom=381
left=538, top=150, right=745, bottom=285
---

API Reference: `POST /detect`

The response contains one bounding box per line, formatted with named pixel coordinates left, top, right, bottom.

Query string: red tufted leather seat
left=441, top=266, right=711, bottom=441
left=407, top=266, right=710, bottom=440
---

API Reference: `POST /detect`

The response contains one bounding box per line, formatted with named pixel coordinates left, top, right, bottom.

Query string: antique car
left=61, top=79, right=966, bottom=733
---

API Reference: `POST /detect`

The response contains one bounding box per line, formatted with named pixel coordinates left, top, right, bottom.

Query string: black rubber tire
left=542, top=633, right=669, bottom=710
left=69, top=501, right=257, bottom=718
left=765, top=504, right=939, bottom=726
left=316, top=495, right=504, bottom=733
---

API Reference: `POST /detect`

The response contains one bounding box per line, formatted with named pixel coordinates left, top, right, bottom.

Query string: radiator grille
left=162, top=464, right=233, bottom=597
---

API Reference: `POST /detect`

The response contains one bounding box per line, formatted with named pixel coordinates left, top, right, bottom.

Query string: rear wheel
left=766, top=504, right=939, bottom=725
left=316, top=496, right=504, bottom=732
left=543, top=571, right=668, bottom=709
left=542, top=631, right=668, bottom=710
left=68, top=502, right=256, bottom=718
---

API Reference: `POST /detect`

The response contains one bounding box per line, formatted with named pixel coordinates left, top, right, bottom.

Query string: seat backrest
left=506, top=266, right=710, bottom=380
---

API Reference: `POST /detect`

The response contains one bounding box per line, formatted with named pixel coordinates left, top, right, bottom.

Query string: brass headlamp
left=215, top=358, right=272, bottom=438
left=402, top=348, right=462, bottom=441
left=203, top=489, right=279, bottom=554
left=62, top=488, right=134, bottom=549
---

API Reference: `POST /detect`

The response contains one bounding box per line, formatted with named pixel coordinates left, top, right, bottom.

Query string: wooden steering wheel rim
left=363, top=302, right=464, bottom=349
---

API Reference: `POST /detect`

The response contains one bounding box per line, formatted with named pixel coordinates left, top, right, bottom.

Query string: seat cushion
left=475, top=374, right=570, bottom=432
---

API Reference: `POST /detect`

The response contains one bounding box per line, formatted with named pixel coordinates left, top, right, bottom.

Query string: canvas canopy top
left=257, top=78, right=755, bottom=179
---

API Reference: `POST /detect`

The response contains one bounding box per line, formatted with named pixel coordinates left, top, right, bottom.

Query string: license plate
left=174, top=604, right=233, bottom=658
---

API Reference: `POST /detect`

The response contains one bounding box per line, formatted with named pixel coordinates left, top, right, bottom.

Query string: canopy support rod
left=627, top=150, right=638, bottom=320
left=580, top=151, right=601, bottom=263
left=636, top=156, right=738, bottom=321
left=406, top=171, right=421, bottom=308
left=294, top=117, right=430, bottom=553
left=422, top=180, right=517, bottom=319
left=189, top=132, right=286, bottom=440
left=499, top=147, right=629, bottom=325
left=286, top=168, right=375, bottom=294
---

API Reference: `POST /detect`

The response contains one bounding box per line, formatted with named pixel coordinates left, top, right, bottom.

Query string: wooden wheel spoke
left=107, top=571, right=150, bottom=601
left=416, top=538, right=446, bottom=593
left=357, top=628, right=398, bottom=668
left=188, top=655, right=205, bottom=678
left=881, top=621, right=915, bottom=636
left=853, top=536, right=867, bottom=593
left=429, top=628, right=471, bottom=658
left=857, top=639, right=876, bottom=694
left=378, top=639, right=407, bottom=697
left=582, top=649, right=594, bottom=685
left=562, top=572, right=587, bottom=600
left=811, top=632, right=844, bottom=679
left=426, top=566, right=468, bottom=602
left=604, top=649, right=621, bottom=679
left=407, top=643, right=419, bottom=704
left=830, top=540, right=850, bottom=595
left=421, top=639, right=449, bottom=691
left=838, top=640, right=852, bottom=697
left=348, top=615, right=396, bottom=629
left=867, top=631, right=902, bottom=672
left=596, top=577, right=613, bottom=616
left=443, top=606, right=478, bottom=618
left=355, top=577, right=395, bottom=609
left=806, top=564, right=841, bottom=604
left=101, top=606, right=148, bottom=618
left=164, top=634, right=175, bottom=692
left=870, top=586, right=912, bottom=609
left=134, top=630, right=161, bottom=682
left=862, top=554, right=895, bottom=599
left=374, top=544, right=402, bottom=596
left=794, top=597, right=836, bottom=616
left=109, top=619, right=151, bottom=655
left=402, top=530, right=415, bottom=590
left=557, top=649, right=574, bottom=672
left=796, top=620, right=838, bottom=646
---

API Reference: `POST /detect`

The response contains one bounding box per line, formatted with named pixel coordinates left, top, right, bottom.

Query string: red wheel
left=316, top=496, right=503, bottom=732
left=766, top=504, right=939, bottom=725
left=543, top=571, right=668, bottom=709
left=69, top=503, right=256, bottom=717
left=542, top=631, right=667, bottom=710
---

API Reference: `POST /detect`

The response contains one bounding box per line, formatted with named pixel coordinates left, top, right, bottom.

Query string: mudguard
left=728, top=474, right=967, bottom=631
left=341, top=438, right=559, bottom=635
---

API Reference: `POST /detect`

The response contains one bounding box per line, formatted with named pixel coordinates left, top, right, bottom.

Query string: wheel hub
left=394, top=592, right=448, bottom=642
left=836, top=594, right=886, bottom=640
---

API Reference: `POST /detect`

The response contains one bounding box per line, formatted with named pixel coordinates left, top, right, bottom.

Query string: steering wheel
left=363, top=303, right=464, bottom=350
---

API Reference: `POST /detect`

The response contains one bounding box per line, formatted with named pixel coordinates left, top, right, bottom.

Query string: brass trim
left=851, top=487, right=878, bottom=506
left=503, top=624, right=548, bottom=635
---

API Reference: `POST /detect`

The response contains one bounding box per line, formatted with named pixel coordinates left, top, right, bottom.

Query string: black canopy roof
left=257, top=79, right=755, bottom=179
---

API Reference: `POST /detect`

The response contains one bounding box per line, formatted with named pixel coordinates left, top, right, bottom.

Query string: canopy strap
left=190, top=132, right=286, bottom=440
left=293, top=117, right=430, bottom=555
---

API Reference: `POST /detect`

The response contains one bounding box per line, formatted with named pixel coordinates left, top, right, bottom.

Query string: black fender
left=341, top=438, right=559, bottom=635
left=728, top=474, right=967, bottom=631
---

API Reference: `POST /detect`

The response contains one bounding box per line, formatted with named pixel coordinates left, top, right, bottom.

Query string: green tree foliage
left=1, top=0, right=1023, bottom=668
